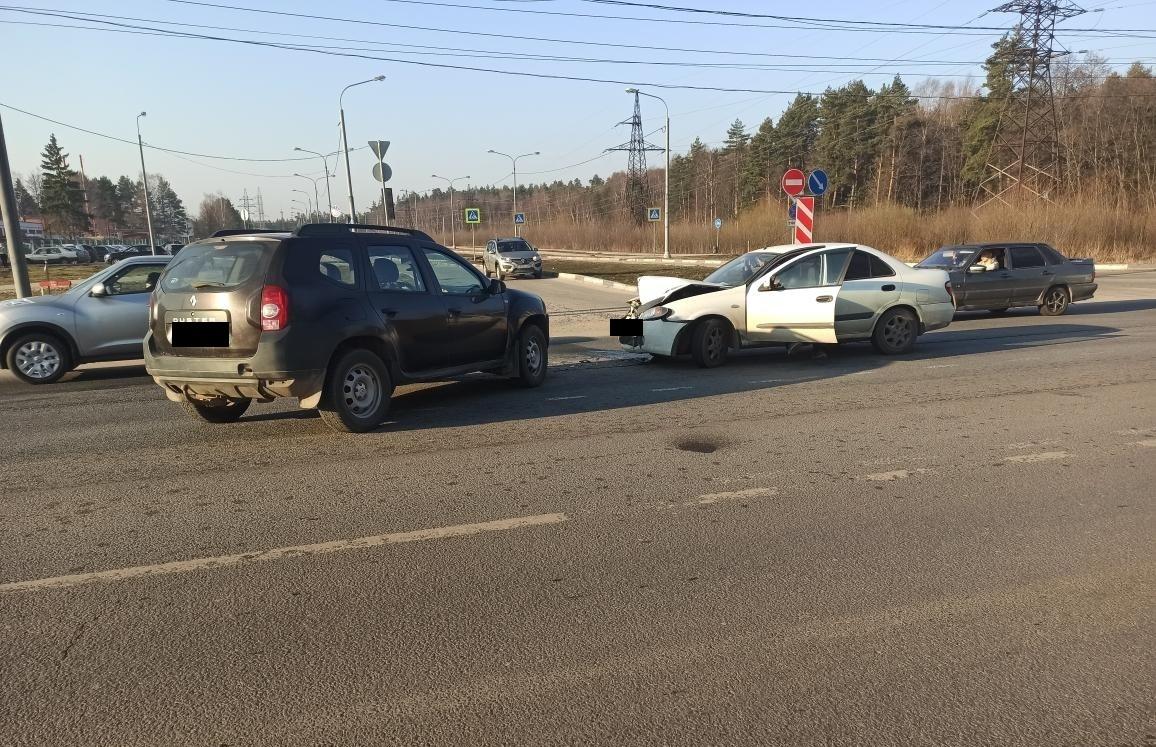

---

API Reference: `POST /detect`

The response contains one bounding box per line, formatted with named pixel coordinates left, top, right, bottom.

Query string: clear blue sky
left=2, top=0, right=1153, bottom=220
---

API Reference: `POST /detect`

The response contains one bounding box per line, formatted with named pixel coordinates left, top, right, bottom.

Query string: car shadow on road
left=352, top=321, right=1123, bottom=434
left=951, top=298, right=1156, bottom=322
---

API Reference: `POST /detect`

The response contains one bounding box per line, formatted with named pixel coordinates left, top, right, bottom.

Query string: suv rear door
left=153, top=239, right=277, bottom=358
left=365, top=242, right=448, bottom=372
left=418, top=246, right=507, bottom=367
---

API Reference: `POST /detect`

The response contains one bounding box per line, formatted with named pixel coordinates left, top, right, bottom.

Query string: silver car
left=0, top=256, right=171, bottom=384
left=482, top=238, right=543, bottom=279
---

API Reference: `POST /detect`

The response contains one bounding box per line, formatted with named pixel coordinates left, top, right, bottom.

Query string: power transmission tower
left=608, top=91, right=662, bottom=223
left=977, top=0, right=1085, bottom=209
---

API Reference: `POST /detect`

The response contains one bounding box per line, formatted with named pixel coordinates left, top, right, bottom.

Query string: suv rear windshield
left=160, top=241, right=274, bottom=292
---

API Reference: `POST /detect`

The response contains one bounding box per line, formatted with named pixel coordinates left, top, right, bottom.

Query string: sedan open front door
left=744, top=250, right=844, bottom=344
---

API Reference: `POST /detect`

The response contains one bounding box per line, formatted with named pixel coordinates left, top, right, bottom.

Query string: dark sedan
left=917, top=242, right=1097, bottom=316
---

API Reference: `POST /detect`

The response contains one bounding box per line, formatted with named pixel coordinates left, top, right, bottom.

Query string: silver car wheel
left=14, top=340, right=62, bottom=380
left=525, top=336, right=543, bottom=375
left=882, top=314, right=913, bottom=348
left=341, top=364, right=381, bottom=418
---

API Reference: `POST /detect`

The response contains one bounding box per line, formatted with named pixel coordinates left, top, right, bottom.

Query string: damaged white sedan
left=613, top=243, right=955, bottom=367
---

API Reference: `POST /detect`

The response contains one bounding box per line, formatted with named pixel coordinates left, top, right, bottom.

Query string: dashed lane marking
left=860, top=468, right=933, bottom=482
left=547, top=395, right=587, bottom=401
left=1004, top=451, right=1069, bottom=463
left=1133, top=439, right=1156, bottom=448
left=688, top=487, right=777, bottom=506
left=651, top=386, right=693, bottom=392
left=0, top=513, right=569, bottom=595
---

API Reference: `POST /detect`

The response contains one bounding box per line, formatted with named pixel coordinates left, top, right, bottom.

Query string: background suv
left=482, top=238, right=543, bottom=279
left=145, top=224, right=550, bottom=433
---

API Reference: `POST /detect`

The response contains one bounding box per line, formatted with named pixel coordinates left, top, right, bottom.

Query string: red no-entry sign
left=781, top=168, right=805, bottom=197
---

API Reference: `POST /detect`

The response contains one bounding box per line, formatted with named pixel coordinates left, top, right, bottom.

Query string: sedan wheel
left=691, top=318, right=729, bottom=368
left=871, top=307, right=918, bottom=355
left=1039, top=286, right=1070, bottom=316
left=6, top=333, right=72, bottom=384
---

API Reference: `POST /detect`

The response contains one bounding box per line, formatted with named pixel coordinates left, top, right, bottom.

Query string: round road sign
left=781, top=168, right=805, bottom=197
left=807, top=169, right=829, bottom=196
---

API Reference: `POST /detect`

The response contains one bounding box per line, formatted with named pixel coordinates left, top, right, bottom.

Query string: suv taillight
left=945, top=280, right=955, bottom=306
left=261, top=285, right=288, bottom=331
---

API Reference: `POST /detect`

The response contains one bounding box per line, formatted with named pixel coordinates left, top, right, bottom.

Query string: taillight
left=945, top=281, right=955, bottom=306
left=260, top=285, right=288, bottom=331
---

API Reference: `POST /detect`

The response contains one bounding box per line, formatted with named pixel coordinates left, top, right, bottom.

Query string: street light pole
left=626, top=88, right=670, bottom=259
left=294, top=147, right=335, bottom=220
left=487, top=149, right=539, bottom=237
left=431, top=174, right=471, bottom=249
left=0, top=110, right=32, bottom=298
left=339, top=75, right=385, bottom=224
left=293, top=173, right=322, bottom=223
left=292, top=189, right=313, bottom=222
left=136, top=112, right=157, bottom=255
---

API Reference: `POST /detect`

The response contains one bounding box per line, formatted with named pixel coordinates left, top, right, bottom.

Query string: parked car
left=482, top=238, right=543, bottom=279
left=162, top=243, right=185, bottom=256
left=916, top=242, right=1096, bottom=316
left=145, top=223, right=549, bottom=433
left=616, top=243, right=955, bottom=367
left=88, top=245, right=114, bottom=262
left=0, top=256, right=171, bottom=384
left=59, top=244, right=93, bottom=263
left=26, top=246, right=69, bottom=265
left=105, top=245, right=140, bottom=263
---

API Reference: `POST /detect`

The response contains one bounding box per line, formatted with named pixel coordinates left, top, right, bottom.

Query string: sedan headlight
left=639, top=305, right=672, bottom=321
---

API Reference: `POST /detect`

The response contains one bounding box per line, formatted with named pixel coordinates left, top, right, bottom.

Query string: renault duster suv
left=145, top=224, right=549, bottom=433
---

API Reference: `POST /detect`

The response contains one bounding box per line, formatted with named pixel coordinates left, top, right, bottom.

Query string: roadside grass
left=544, top=258, right=721, bottom=287
left=1, top=263, right=105, bottom=300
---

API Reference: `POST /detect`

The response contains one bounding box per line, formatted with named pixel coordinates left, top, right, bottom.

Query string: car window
left=822, top=249, right=852, bottom=285
left=775, top=253, right=824, bottom=290
left=1009, top=246, right=1045, bottom=269
left=163, top=242, right=272, bottom=292
left=843, top=250, right=895, bottom=281
left=368, top=245, right=426, bottom=293
left=320, top=248, right=357, bottom=287
left=107, top=264, right=163, bottom=295
left=497, top=240, right=531, bottom=254
left=1040, top=244, right=1067, bottom=264
left=421, top=248, right=485, bottom=295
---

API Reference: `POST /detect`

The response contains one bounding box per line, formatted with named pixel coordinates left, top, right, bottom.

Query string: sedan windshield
left=497, top=241, right=533, bottom=254
left=918, top=247, right=976, bottom=268
left=703, top=252, right=780, bottom=287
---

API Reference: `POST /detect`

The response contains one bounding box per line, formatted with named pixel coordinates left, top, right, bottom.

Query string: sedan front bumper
left=618, top=319, right=687, bottom=357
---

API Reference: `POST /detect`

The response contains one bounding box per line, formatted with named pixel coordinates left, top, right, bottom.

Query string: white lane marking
left=1115, top=427, right=1156, bottom=436
left=1005, top=439, right=1061, bottom=450
left=0, top=513, right=568, bottom=595
left=926, top=364, right=956, bottom=369
left=651, top=386, right=693, bottom=392
left=1133, top=439, right=1156, bottom=448
left=1004, top=451, right=1069, bottom=463
left=690, top=487, right=776, bottom=505
left=860, top=468, right=933, bottom=482
left=748, top=379, right=783, bottom=384
left=547, top=395, right=587, bottom=401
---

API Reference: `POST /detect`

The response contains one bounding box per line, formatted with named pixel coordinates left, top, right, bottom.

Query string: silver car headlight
left=639, top=306, right=673, bottom=321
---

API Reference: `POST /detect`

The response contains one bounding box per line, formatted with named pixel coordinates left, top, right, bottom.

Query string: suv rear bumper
left=144, top=332, right=324, bottom=405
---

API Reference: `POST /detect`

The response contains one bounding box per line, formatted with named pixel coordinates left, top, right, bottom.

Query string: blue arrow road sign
left=514, top=212, right=525, bottom=225
left=807, top=169, right=828, bottom=196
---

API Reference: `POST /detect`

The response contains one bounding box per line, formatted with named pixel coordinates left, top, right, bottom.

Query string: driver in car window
left=975, top=250, right=1001, bottom=272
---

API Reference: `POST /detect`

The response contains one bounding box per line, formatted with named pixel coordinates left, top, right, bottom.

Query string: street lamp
left=294, top=147, right=335, bottom=220
left=430, top=174, right=470, bottom=249
left=291, top=199, right=311, bottom=224
left=136, top=112, right=157, bottom=254
left=339, top=75, right=385, bottom=224
left=626, top=88, right=670, bottom=259
left=487, top=149, right=539, bottom=237
left=292, top=189, right=313, bottom=222
left=293, top=173, right=328, bottom=224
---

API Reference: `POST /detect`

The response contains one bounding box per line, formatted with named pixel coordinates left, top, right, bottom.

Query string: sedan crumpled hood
left=636, top=275, right=727, bottom=305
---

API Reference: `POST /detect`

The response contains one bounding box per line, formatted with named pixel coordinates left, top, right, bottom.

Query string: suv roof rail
left=209, top=229, right=288, bottom=238
left=294, top=223, right=434, bottom=241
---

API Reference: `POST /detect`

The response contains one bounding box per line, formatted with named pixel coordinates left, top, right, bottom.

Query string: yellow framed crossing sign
left=464, top=208, right=481, bottom=224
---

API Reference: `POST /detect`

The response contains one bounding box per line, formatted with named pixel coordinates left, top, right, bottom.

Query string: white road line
left=690, top=487, right=776, bottom=505
left=651, top=386, right=693, bottom=392
left=748, top=379, right=783, bottom=384
left=0, top=513, right=568, bottom=596
left=1004, top=451, right=1069, bottom=463
left=926, top=364, right=956, bottom=369
left=1133, top=439, right=1156, bottom=448
left=860, top=468, right=933, bottom=482
left=547, top=395, right=587, bottom=401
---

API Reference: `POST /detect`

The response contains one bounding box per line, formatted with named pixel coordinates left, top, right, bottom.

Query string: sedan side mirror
left=488, top=278, right=506, bottom=295
left=90, top=282, right=110, bottom=297
left=759, top=277, right=782, bottom=292
left=967, top=265, right=987, bottom=274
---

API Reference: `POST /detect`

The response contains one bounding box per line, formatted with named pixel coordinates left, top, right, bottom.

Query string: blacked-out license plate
left=610, top=318, right=642, bottom=336
left=171, top=321, right=229, bottom=347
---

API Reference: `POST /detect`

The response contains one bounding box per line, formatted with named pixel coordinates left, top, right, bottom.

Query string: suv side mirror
left=488, top=278, right=506, bottom=295
left=90, top=282, right=110, bottom=297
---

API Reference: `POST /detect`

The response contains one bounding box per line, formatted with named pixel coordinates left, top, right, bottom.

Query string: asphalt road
left=1, top=273, right=1154, bottom=745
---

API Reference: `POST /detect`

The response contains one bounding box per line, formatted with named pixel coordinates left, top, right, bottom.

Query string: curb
left=554, top=272, right=636, bottom=292
left=544, top=253, right=726, bottom=267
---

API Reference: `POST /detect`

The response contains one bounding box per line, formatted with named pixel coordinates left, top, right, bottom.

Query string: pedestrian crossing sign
left=465, top=208, right=481, bottom=224
left=647, top=207, right=661, bottom=222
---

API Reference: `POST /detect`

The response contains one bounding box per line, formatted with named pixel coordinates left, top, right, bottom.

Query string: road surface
left=1, top=272, right=1154, bottom=745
